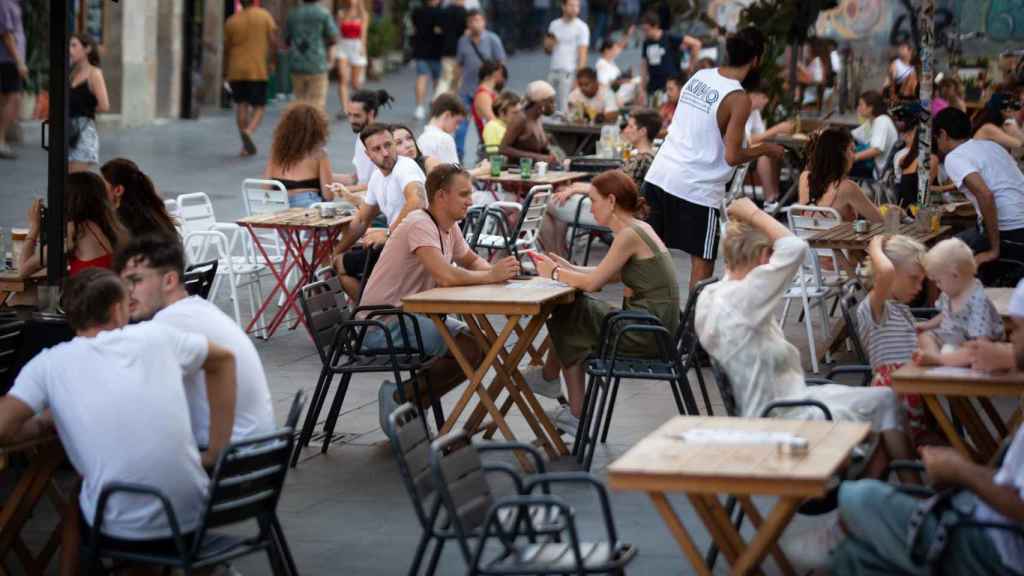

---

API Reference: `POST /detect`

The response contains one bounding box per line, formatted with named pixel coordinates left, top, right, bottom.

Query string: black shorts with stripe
left=642, top=181, right=721, bottom=261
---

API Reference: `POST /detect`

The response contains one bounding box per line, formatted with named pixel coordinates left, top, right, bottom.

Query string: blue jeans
left=360, top=314, right=466, bottom=358
left=590, top=9, right=609, bottom=47
left=454, top=94, right=474, bottom=163
left=288, top=191, right=322, bottom=208
left=416, top=59, right=442, bottom=80
left=830, top=480, right=1018, bottom=575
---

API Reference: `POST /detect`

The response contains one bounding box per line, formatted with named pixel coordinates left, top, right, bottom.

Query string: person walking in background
left=68, top=34, right=109, bottom=173
left=437, top=0, right=467, bottom=97
left=412, top=0, right=445, bottom=121
left=0, top=0, right=25, bottom=160
left=532, top=0, right=552, bottom=41
left=545, top=0, right=589, bottom=113
left=285, top=0, right=338, bottom=111
left=640, top=11, right=701, bottom=102
left=454, top=8, right=506, bottom=161
left=334, top=0, right=369, bottom=121
left=589, top=0, right=612, bottom=48
left=224, top=0, right=278, bottom=157
left=418, top=93, right=467, bottom=165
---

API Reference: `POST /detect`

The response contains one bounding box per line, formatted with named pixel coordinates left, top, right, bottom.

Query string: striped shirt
left=856, top=297, right=917, bottom=369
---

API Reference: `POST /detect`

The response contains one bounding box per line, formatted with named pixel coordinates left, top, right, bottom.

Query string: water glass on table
left=520, top=158, right=534, bottom=179
left=490, top=154, right=505, bottom=177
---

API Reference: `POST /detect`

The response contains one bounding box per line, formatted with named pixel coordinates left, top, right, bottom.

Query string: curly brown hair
left=271, top=103, right=329, bottom=172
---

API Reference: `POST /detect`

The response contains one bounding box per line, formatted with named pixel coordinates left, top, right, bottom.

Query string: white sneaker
left=414, top=105, right=426, bottom=121
left=778, top=511, right=843, bottom=573
left=520, top=366, right=562, bottom=399
left=549, top=405, right=579, bottom=437
left=763, top=200, right=780, bottom=214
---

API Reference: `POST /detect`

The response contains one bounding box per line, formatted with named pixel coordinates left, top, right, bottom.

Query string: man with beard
left=116, top=235, right=275, bottom=447
left=334, top=124, right=428, bottom=301
left=642, top=26, right=784, bottom=289
left=337, top=89, right=395, bottom=193
left=499, top=80, right=559, bottom=165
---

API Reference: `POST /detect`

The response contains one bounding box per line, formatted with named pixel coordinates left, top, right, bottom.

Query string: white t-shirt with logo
left=365, top=155, right=427, bottom=225
left=154, top=296, right=275, bottom=447
left=852, top=114, right=899, bottom=175
left=548, top=17, right=589, bottom=72
left=595, top=57, right=621, bottom=85
left=353, top=137, right=375, bottom=185
left=645, top=68, right=744, bottom=208
left=943, top=138, right=1024, bottom=232
left=417, top=124, right=459, bottom=165
left=10, top=323, right=210, bottom=539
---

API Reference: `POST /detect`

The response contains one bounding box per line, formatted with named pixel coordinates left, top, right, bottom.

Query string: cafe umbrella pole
left=916, top=0, right=935, bottom=207
left=45, top=0, right=69, bottom=298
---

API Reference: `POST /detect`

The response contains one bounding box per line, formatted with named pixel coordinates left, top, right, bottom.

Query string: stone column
left=157, top=0, right=185, bottom=118
left=200, top=0, right=225, bottom=108
left=119, top=0, right=159, bottom=126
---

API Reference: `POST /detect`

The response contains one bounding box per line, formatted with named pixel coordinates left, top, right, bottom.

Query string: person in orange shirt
left=224, top=0, right=279, bottom=156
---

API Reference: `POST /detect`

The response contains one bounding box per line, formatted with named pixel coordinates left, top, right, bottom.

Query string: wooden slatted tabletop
left=807, top=221, right=951, bottom=251
left=403, top=277, right=576, bottom=316
left=890, top=364, right=1024, bottom=397
left=473, top=170, right=590, bottom=189
left=236, top=207, right=354, bottom=230
left=0, top=269, right=46, bottom=294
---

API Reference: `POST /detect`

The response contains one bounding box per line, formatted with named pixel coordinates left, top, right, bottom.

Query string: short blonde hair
left=923, top=237, right=976, bottom=277
left=722, top=221, right=773, bottom=269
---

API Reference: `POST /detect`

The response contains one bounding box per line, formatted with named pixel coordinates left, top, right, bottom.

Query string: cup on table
left=535, top=161, right=548, bottom=177
left=489, top=154, right=505, bottom=177
left=520, top=158, right=534, bottom=180
left=318, top=204, right=336, bottom=218
left=881, top=204, right=902, bottom=233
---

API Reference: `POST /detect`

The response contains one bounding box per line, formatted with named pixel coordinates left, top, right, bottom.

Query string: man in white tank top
left=642, top=27, right=784, bottom=289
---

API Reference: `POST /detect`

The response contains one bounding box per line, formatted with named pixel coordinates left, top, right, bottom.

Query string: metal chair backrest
left=182, top=260, right=218, bottom=299
left=786, top=205, right=837, bottom=290
left=241, top=179, right=290, bottom=216
left=176, top=192, right=219, bottom=236
left=284, top=390, right=306, bottom=432
left=430, top=431, right=494, bottom=562
left=164, top=199, right=180, bottom=217
left=0, top=320, right=24, bottom=394
left=838, top=281, right=869, bottom=364
left=386, top=403, right=436, bottom=530
left=298, top=280, right=347, bottom=366
left=194, top=429, right=293, bottom=552
left=513, top=185, right=553, bottom=246
left=709, top=360, right=739, bottom=417
left=725, top=160, right=754, bottom=204
left=354, top=244, right=383, bottom=306
left=676, top=277, right=719, bottom=358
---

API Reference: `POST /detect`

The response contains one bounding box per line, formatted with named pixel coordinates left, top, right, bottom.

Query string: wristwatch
left=552, top=266, right=561, bottom=282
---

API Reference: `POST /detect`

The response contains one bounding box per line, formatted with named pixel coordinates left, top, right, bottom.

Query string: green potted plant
left=366, top=16, right=400, bottom=79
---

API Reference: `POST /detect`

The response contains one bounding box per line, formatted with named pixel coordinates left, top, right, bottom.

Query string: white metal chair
left=241, top=179, right=290, bottom=264
left=782, top=205, right=844, bottom=373
left=470, top=185, right=552, bottom=259
left=177, top=192, right=267, bottom=334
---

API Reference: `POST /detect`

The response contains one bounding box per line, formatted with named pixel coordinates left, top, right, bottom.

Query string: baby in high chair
left=914, top=238, right=1005, bottom=366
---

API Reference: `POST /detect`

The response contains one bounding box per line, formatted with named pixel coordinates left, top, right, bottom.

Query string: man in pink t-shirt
left=360, top=164, right=519, bottom=416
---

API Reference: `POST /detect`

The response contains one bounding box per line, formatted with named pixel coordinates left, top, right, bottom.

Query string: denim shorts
left=416, top=59, right=442, bottom=80
left=288, top=191, right=323, bottom=208
left=361, top=313, right=466, bottom=358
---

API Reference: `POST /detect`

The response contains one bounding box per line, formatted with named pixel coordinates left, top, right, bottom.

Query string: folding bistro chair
left=430, top=430, right=637, bottom=575
left=471, top=185, right=552, bottom=260
left=291, top=278, right=437, bottom=467
left=84, top=405, right=305, bottom=576
left=564, top=194, right=612, bottom=266
left=182, top=260, right=218, bottom=300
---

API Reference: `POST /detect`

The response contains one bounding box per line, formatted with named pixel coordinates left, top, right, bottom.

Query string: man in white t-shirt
left=417, top=92, right=466, bottom=165
left=544, top=0, right=589, bottom=113
left=567, top=66, right=619, bottom=123
left=830, top=278, right=1024, bottom=576
left=642, top=27, right=784, bottom=289
left=851, top=90, right=899, bottom=179
left=0, top=268, right=237, bottom=547
left=935, top=106, right=1024, bottom=266
left=338, top=89, right=394, bottom=192
left=115, top=235, right=275, bottom=447
left=334, top=124, right=428, bottom=300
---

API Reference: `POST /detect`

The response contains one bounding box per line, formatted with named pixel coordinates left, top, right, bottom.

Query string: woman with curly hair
left=101, top=158, right=178, bottom=240
left=798, top=127, right=882, bottom=222
left=19, top=172, right=126, bottom=277
left=263, top=102, right=338, bottom=207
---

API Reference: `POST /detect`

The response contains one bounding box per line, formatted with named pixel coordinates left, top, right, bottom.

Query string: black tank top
left=69, top=80, right=98, bottom=119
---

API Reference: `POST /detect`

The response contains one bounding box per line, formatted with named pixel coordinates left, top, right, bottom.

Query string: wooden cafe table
left=0, top=434, right=74, bottom=575
left=608, top=416, right=870, bottom=576
left=806, top=221, right=951, bottom=279
left=236, top=207, right=352, bottom=339
left=891, top=364, right=1024, bottom=463
left=473, top=169, right=590, bottom=197
left=402, top=277, right=575, bottom=461
left=0, top=269, right=47, bottom=307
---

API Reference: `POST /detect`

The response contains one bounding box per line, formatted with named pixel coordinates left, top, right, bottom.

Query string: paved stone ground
left=7, top=46, right=853, bottom=575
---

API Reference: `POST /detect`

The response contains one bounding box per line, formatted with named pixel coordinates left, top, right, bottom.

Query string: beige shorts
left=291, top=72, right=328, bottom=110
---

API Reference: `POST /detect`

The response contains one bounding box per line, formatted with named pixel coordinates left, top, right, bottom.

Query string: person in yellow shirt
left=224, top=0, right=279, bottom=156
left=481, top=91, right=521, bottom=156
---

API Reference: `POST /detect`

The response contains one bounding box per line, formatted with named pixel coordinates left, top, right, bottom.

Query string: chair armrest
left=481, top=463, right=526, bottom=495
left=606, top=324, right=675, bottom=370
left=344, top=307, right=429, bottom=357
left=523, top=472, right=620, bottom=545
left=476, top=442, right=547, bottom=477
left=90, top=483, right=189, bottom=559
left=475, top=495, right=580, bottom=567
left=804, top=377, right=833, bottom=386
left=595, top=311, right=661, bottom=358
left=760, top=399, right=833, bottom=421
left=826, top=365, right=873, bottom=379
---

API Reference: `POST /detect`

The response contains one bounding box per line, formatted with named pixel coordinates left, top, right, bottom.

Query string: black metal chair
left=564, top=194, right=612, bottom=266
left=182, top=260, right=218, bottom=300
left=291, top=277, right=437, bottom=467
left=470, top=185, right=552, bottom=260
left=429, top=430, right=637, bottom=576
left=386, top=403, right=564, bottom=576
left=675, top=277, right=719, bottom=415
left=0, top=317, right=25, bottom=395
left=85, top=424, right=302, bottom=576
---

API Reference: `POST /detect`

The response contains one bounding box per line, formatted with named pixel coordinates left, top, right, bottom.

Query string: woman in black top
left=68, top=34, right=109, bottom=173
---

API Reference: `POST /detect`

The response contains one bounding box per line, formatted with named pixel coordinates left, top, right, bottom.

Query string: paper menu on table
left=922, top=366, right=982, bottom=378
left=666, top=429, right=805, bottom=445
left=507, top=279, right=569, bottom=289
